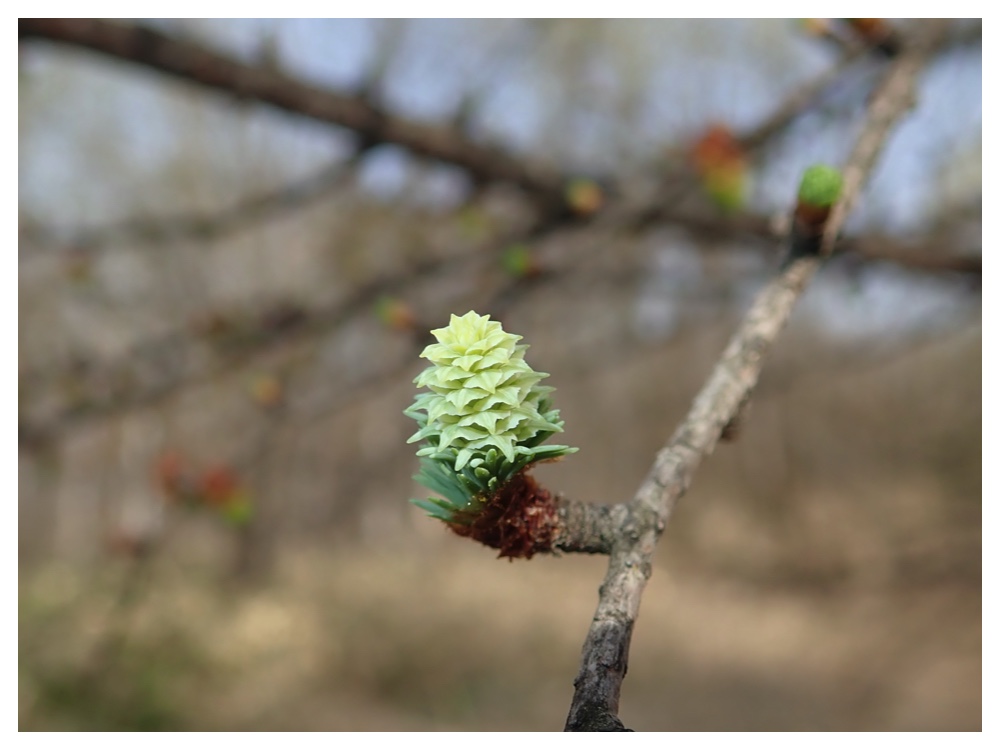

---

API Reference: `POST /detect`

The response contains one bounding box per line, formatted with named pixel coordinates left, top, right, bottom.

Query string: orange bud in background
left=691, top=124, right=748, bottom=213
left=843, top=19, right=900, bottom=56
left=692, top=124, right=743, bottom=174
left=152, top=452, right=253, bottom=524
left=374, top=296, right=417, bottom=333
left=847, top=18, right=884, bottom=36
left=800, top=18, right=834, bottom=37
left=564, top=178, right=604, bottom=216
left=248, top=373, right=283, bottom=409
left=845, top=18, right=891, bottom=43
left=199, top=464, right=241, bottom=507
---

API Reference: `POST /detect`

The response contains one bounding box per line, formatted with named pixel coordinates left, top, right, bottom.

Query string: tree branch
left=563, top=20, right=948, bottom=732
left=18, top=18, right=567, bottom=201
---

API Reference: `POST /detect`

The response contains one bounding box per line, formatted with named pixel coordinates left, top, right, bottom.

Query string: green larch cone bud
left=405, top=311, right=577, bottom=522
left=797, top=164, right=843, bottom=210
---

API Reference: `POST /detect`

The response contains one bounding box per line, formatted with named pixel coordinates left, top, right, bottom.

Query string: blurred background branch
left=19, top=18, right=570, bottom=198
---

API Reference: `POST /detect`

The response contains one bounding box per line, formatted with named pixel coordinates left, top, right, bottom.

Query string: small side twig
left=551, top=498, right=624, bottom=556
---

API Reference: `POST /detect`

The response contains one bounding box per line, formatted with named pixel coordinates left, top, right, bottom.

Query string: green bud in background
left=405, top=311, right=577, bottom=523
left=797, top=164, right=844, bottom=209
left=501, top=244, right=538, bottom=278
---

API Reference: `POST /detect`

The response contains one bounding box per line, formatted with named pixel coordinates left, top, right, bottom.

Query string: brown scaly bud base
left=783, top=202, right=834, bottom=266
left=447, top=470, right=558, bottom=559
left=794, top=201, right=833, bottom=233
